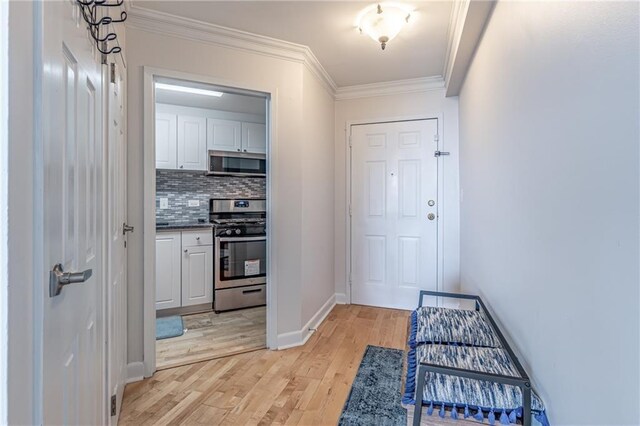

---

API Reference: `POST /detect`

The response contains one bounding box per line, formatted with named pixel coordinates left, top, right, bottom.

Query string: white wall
left=301, top=67, right=336, bottom=326
left=334, top=89, right=460, bottom=300
left=125, top=26, right=335, bottom=363
left=458, top=2, right=639, bottom=424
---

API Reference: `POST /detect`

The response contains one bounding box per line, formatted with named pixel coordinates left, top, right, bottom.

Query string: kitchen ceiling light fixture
left=356, top=2, right=414, bottom=50
left=155, top=83, right=224, bottom=97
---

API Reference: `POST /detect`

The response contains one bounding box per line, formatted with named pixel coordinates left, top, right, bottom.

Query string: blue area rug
left=156, top=315, right=184, bottom=340
left=338, top=345, right=406, bottom=426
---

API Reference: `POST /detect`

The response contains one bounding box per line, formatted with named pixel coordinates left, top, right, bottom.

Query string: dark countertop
left=156, top=222, right=213, bottom=231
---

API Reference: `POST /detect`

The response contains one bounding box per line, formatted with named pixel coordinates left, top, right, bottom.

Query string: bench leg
left=412, top=365, right=425, bottom=426
left=522, top=383, right=532, bottom=426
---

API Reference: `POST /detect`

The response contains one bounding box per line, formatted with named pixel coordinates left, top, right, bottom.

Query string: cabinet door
left=155, top=232, right=182, bottom=310
left=242, top=122, right=267, bottom=154
left=155, top=113, right=177, bottom=169
left=207, top=118, right=242, bottom=153
left=181, top=245, right=213, bottom=307
left=177, top=115, right=207, bottom=170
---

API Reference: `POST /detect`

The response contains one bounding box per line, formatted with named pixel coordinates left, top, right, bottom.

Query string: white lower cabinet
left=155, top=232, right=182, bottom=310
left=181, top=244, right=213, bottom=306
left=156, top=230, right=214, bottom=311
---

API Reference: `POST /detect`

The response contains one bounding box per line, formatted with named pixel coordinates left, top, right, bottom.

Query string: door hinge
left=348, top=135, right=352, bottom=147
left=434, top=134, right=439, bottom=143
left=101, top=42, right=108, bottom=65
left=348, top=272, right=352, bottom=286
left=110, top=63, right=116, bottom=84
left=110, top=394, right=117, bottom=416
left=434, top=151, right=450, bottom=157
left=349, top=204, right=352, bottom=216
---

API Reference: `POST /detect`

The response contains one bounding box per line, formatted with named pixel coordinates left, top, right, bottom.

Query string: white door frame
left=345, top=114, right=445, bottom=305
left=141, top=66, right=278, bottom=377
left=0, top=0, right=9, bottom=423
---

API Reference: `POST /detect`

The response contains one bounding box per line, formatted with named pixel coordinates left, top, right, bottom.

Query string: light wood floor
left=122, top=305, right=481, bottom=425
left=156, top=306, right=266, bottom=370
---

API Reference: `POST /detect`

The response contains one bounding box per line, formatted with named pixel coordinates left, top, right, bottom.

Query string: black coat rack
left=75, top=0, right=127, bottom=60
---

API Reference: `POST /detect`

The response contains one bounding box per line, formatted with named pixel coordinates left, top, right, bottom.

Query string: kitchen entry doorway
left=350, top=119, right=440, bottom=310
left=142, top=68, right=275, bottom=376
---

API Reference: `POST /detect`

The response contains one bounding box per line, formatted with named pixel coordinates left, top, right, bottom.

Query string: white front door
left=351, top=120, right=439, bottom=310
left=42, top=1, right=104, bottom=424
left=107, top=62, right=128, bottom=424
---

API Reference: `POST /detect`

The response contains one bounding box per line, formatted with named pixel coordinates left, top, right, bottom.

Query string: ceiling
left=155, top=77, right=267, bottom=115
left=135, top=1, right=454, bottom=87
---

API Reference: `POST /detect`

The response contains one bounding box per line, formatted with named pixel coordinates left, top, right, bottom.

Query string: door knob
left=123, top=223, right=134, bottom=235
left=49, top=263, right=93, bottom=297
left=427, top=213, right=436, bottom=221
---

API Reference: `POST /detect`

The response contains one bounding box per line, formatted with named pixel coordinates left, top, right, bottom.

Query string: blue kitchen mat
left=156, top=315, right=184, bottom=340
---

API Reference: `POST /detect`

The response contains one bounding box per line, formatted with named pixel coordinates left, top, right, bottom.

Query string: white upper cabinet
left=207, top=118, right=242, bottom=153
left=242, top=122, right=267, bottom=154
left=155, top=113, right=177, bottom=169
left=177, top=115, right=207, bottom=170
left=155, top=105, right=266, bottom=169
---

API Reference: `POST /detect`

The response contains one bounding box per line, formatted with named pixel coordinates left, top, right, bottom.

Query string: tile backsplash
left=156, top=169, right=266, bottom=225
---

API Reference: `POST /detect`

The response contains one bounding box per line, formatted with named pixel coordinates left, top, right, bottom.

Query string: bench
left=403, top=290, right=549, bottom=426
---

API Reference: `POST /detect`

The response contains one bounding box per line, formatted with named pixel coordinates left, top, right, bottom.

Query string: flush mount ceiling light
left=155, top=83, right=224, bottom=97
left=355, top=3, right=414, bottom=50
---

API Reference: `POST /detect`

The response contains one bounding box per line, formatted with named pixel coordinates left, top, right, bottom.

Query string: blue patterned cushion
left=402, top=345, right=548, bottom=424
left=409, top=307, right=502, bottom=349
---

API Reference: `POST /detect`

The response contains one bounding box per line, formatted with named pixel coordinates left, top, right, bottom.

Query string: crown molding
left=335, top=76, right=445, bottom=101
left=126, top=5, right=337, bottom=94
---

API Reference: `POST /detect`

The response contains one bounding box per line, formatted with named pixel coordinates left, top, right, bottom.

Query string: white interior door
left=107, top=62, right=127, bottom=424
left=42, top=1, right=104, bottom=424
left=351, top=120, right=439, bottom=310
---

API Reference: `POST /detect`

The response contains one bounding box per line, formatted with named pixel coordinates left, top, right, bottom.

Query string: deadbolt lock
left=427, top=213, right=436, bottom=221
left=428, top=200, right=435, bottom=207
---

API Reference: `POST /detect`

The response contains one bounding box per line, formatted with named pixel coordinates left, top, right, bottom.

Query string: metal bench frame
left=412, top=290, right=532, bottom=426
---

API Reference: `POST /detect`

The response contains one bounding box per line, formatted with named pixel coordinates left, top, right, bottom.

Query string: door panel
left=182, top=245, right=213, bottom=306
left=351, top=120, right=438, bottom=310
left=155, top=233, right=182, bottom=310
left=207, top=118, right=241, bottom=153
left=241, top=122, right=267, bottom=154
left=155, top=113, right=177, bottom=169
left=177, top=115, right=206, bottom=170
left=42, top=1, right=104, bottom=424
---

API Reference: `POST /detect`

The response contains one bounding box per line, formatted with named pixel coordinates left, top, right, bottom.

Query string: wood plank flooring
left=156, top=307, right=266, bottom=370
left=121, top=304, right=481, bottom=425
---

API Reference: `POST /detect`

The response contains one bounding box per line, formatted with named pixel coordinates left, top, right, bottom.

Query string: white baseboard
left=335, top=292, right=348, bottom=304
left=276, top=293, right=336, bottom=350
left=126, top=362, right=145, bottom=384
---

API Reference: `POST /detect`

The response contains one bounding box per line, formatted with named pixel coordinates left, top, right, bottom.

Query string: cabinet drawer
left=181, top=229, right=213, bottom=246
left=215, top=285, right=266, bottom=312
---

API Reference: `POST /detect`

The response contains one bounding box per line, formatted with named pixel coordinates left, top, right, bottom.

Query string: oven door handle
left=217, top=236, right=267, bottom=243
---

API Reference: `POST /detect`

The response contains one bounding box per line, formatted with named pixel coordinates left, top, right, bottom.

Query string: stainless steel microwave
left=206, top=150, right=266, bottom=178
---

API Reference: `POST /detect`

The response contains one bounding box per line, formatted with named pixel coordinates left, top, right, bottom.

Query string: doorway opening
left=147, top=74, right=272, bottom=371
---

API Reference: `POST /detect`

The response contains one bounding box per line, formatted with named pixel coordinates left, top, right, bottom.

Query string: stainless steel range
left=210, top=199, right=266, bottom=313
